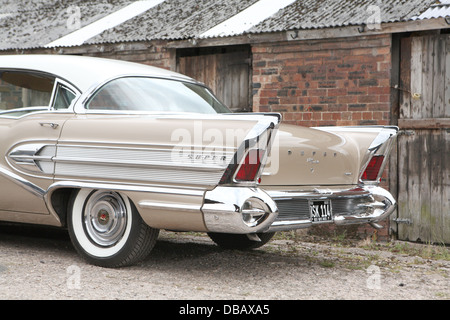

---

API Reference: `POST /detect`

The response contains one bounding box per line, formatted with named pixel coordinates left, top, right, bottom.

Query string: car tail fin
left=219, top=113, right=281, bottom=185
left=359, top=126, right=398, bottom=185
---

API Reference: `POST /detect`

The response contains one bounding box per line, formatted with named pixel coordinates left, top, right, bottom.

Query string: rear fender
left=315, top=126, right=399, bottom=185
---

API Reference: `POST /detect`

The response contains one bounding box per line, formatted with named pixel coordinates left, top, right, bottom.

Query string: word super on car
left=0, top=55, right=398, bottom=267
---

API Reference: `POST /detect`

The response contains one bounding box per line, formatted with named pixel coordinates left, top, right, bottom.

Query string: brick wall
left=1, top=41, right=175, bottom=71
left=252, top=34, right=392, bottom=128
left=82, top=41, right=174, bottom=70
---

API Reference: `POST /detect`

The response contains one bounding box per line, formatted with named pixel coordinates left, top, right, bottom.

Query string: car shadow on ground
left=0, top=223, right=313, bottom=272
left=0, top=222, right=72, bottom=248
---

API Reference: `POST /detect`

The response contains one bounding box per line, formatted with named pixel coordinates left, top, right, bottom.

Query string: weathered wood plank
left=418, top=131, right=432, bottom=243
left=432, top=35, right=445, bottom=118
left=399, top=37, right=411, bottom=119
left=442, top=130, right=450, bottom=244
left=398, top=118, right=450, bottom=129
left=397, top=134, right=411, bottom=241
left=445, top=37, right=450, bottom=117
left=410, top=36, right=423, bottom=120
left=430, top=130, right=444, bottom=243
left=420, top=36, right=434, bottom=119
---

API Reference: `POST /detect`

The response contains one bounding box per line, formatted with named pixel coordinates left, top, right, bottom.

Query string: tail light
left=235, top=149, right=264, bottom=182
left=219, top=149, right=264, bottom=184
left=361, top=155, right=385, bottom=181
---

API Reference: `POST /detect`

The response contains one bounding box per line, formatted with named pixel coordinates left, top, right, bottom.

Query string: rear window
left=86, top=77, right=230, bottom=114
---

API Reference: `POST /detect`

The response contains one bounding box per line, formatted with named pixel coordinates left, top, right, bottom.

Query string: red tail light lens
left=361, top=155, right=385, bottom=181
left=235, top=149, right=263, bottom=182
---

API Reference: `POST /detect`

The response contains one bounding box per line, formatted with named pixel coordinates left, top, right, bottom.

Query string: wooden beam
left=166, top=17, right=450, bottom=49
left=398, top=118, right=450, bottom=129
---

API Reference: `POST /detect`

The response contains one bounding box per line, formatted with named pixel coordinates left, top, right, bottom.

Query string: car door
left=0, top=70, right=77, bottom=214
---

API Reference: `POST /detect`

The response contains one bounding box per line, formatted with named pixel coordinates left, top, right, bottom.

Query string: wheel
left=207, top=232, right=275, bottom=250
left=67, top=189, right=159, bottom=267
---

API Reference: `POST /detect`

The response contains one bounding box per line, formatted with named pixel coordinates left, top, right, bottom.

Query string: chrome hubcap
left=83, top=191, right=128, bottom=247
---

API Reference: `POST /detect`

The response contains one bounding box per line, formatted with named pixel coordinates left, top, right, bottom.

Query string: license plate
left=309, top=200, right=332, bottom=222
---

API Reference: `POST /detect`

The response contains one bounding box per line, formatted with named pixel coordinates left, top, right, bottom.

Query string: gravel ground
left=0, top=223, right=449, bottom=301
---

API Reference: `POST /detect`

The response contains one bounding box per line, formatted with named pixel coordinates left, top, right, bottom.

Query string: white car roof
left=0, top=54, right=194, bottom=93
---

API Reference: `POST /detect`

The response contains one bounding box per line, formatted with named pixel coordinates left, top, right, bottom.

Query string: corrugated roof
left=87, top=0, right=442, bottom=44
left=0, top=0, right=134, bottom=50
left=248, top=0, right=439, bottom=33
left=45, top=0, right=166, bottom=47
left=87, top=0, right=262, bottom=44
left=412, top=0, right=450, bottom=20
left=0, top=0, right=447, bottom=50
left=199, top=0, right=297, bottom=38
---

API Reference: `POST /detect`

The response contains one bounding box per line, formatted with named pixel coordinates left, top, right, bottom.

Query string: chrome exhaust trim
left=202, top=186, right=278, bottom=234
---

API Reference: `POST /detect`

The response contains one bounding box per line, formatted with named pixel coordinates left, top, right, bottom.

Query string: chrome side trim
left=54, top=145, right=232, bottom=171
left=0, top=165, right=62, bottom=226
left=45, top=181, right=206, bottom=198
left=0, top=107, right=49, bottom=118
left=0, top=165, right=45, bottom=199
left=44, top=181, right=207, bottom=227
left=41, top=181, right=205, bottom=223
left=138, top=201, right=201, bottom=212
left=8, top=143, right=56, bottom=174
left=54, top=144, right=233, bottom=186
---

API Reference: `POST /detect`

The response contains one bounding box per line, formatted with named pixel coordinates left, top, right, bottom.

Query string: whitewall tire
left=68, top=189, right=159, bottom=267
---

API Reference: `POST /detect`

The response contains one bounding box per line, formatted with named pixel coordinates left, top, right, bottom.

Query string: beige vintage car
left=0, top=55, right=398, bottom=267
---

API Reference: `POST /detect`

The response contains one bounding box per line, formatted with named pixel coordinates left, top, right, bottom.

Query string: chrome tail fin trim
left=219, top=113, right=281, bottom=186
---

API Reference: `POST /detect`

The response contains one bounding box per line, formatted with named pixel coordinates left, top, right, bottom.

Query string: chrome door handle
left=39, top=122, right=59, bottom=129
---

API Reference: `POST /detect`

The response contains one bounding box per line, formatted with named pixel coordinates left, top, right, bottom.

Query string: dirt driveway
left=0, top=223, right=449, bottom=303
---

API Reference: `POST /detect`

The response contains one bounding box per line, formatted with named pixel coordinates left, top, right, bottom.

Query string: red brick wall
left=82, top=41, right=174, bottom=70
left=252, top=34, right=392, bottom=128
left=2, top=42, right=175, bottom=71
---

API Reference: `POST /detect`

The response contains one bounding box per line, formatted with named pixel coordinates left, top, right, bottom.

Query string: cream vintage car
left=0, top=55, right=398, bottom=267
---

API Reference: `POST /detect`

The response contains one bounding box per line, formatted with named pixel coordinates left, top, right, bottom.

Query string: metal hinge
left=393, top=217, right=413, bottom=225
left=391, top=85, right=421, bottom=100
left=399, top=129, right=415, bottom=136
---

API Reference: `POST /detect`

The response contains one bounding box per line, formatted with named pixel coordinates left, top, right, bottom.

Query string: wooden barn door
left=177, top=46, right=251, bottom=112
left=396, top=34, right=450, bottom=244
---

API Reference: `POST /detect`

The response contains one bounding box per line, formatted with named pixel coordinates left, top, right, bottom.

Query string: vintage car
left=0, top=54, right=398, bottom=267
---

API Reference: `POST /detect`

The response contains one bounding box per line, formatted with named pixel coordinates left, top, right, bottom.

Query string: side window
left=0, top=71, right=55, bottom=116
left=52, top=84, right=76, bottom=110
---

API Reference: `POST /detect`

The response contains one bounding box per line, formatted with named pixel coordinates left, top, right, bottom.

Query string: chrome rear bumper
left=202, top=186, right=396, bottom=234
